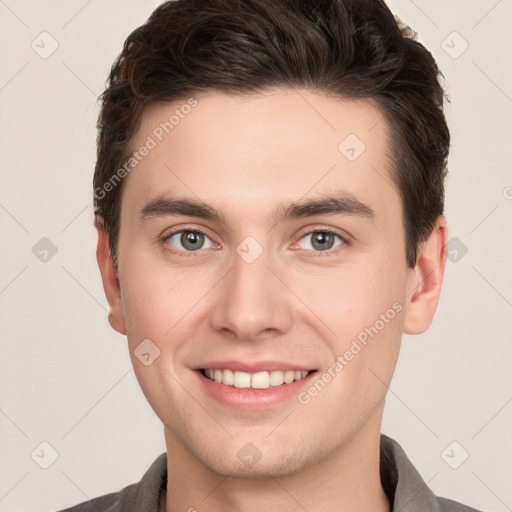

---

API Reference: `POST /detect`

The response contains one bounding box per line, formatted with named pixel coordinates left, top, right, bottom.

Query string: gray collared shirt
left=57, top=434, right=482, bottom=511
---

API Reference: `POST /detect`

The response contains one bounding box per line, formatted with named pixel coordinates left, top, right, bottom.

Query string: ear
left=95, top=216, right=127, bottom=335
left=403, top=216, right=448, bottom=335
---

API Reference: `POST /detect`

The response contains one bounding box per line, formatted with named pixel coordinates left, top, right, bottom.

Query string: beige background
left=0, top=1, right=511, bottom=511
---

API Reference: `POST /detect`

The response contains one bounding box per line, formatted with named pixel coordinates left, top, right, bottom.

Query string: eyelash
left=161, top=226, right=349, bottom=258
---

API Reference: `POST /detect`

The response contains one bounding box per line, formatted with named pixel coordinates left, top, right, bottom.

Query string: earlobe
left=95, top=216, right=127, bottom=336
left=403, top=216, right=448, bottom=335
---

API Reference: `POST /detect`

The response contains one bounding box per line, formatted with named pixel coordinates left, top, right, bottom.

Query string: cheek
left=294, top=252, right=407, bottom=405
left=119, top=256, right=200, bottom=339
left=119, top=266, right=197, bottom=421
left=292, top=259, right=407, bottom=339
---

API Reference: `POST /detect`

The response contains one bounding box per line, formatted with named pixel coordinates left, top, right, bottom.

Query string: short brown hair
left=93, top=0, right=450, bottom=269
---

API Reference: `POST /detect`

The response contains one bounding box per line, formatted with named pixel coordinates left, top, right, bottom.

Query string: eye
left=162, top=227, right=347, bottom=257
left=165, top=229, right=215, bottom=252
left=296, top=229, right=346, bottom=253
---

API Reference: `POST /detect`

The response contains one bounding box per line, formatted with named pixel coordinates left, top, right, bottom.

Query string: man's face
left=110, top=88, right=418, bottom=477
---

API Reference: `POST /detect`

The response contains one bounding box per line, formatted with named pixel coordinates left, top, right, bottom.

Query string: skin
left=96, top=88, right=448, bottom=512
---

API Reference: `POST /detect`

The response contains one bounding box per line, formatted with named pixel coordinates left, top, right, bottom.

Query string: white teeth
left=233, top=371, right=251, bottom=388
left=251, top=371, right=270, bottom=389
left=283, top=370, right=295, bottom=384
left=222, top=369, right=234, bottom=385
left=269, top=370, right=284, bottom=386
left=203, top=369, right=310, bottom=389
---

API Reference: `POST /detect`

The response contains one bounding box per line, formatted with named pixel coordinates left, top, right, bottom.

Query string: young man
left=59, top=0, right=482, bottom=510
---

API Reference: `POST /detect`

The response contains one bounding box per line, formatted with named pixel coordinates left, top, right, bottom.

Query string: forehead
left=121, top=88, right=397, bottom=224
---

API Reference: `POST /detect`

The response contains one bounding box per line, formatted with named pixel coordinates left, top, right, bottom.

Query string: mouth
left=200, top=368, right=313, bottom=389
left=194, top=364, right=318, bottom=410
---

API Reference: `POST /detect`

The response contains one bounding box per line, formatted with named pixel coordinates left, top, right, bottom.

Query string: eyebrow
left=139, top=191, right=375, bottom=226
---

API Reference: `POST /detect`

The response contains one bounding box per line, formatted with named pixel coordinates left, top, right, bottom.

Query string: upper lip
left=196, top=360, right=316, bottom=373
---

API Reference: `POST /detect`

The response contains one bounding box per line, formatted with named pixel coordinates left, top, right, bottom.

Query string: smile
left=201, top=368, right=311, bottom=389
left=194, top=360, right=318, bottom=410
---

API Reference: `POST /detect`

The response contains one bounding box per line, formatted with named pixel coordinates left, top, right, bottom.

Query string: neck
left=162, top=419, right=390, bottom=512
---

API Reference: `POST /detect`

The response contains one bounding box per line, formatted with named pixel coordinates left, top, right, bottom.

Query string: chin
left=198, top=444, right=314, bottom=480
left=209, top=458, right=301, bottom=479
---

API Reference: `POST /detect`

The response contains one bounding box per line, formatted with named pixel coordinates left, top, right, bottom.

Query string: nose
left=209, top=249, right=294, bottom=342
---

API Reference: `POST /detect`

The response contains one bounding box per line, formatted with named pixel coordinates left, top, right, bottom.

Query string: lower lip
left=195, top=370, right=316, bottom=411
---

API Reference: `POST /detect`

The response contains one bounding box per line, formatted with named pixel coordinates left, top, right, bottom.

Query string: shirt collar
left=380, top=433, right=441, bottom=511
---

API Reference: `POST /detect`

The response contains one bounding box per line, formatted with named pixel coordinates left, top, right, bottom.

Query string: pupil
left=314, top=232, right=332, bottom=250
left=183, top=231, right=202, bottom=250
